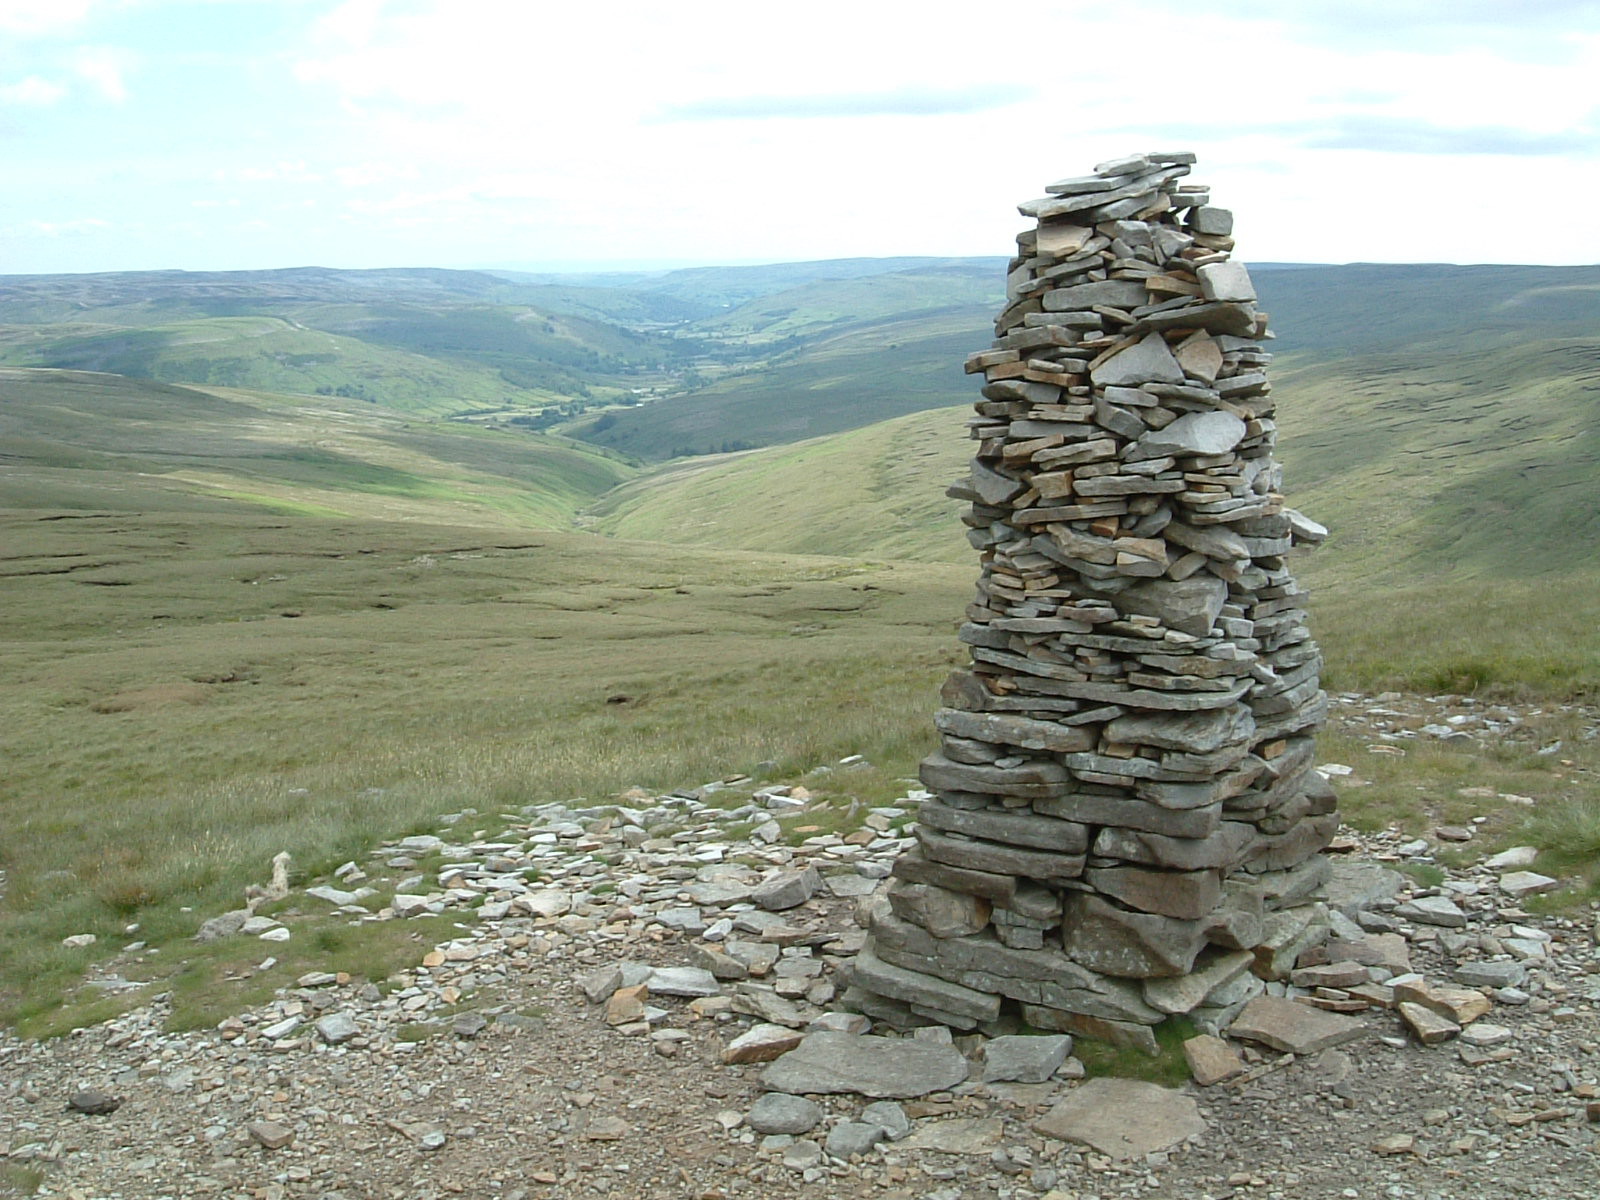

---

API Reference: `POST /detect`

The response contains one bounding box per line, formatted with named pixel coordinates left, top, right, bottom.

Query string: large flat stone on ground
left=1033, top=1078, right=1205, bottom=1159
left=759, top=1031, right=969, bottom=1099
left=1228, top=995, right=1369, bottom=1054
left=900, top=1116, right=1005, bottom=1154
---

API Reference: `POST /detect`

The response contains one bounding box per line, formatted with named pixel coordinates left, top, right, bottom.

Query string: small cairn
left=848, top=152, right=1334, bottom=1052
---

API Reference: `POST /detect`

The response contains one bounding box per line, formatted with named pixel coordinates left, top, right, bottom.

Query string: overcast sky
left=4, top=0, right=1599, bottom=275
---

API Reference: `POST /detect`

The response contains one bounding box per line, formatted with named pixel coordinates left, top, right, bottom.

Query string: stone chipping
left=849, top=152, right=1337, bottom=1048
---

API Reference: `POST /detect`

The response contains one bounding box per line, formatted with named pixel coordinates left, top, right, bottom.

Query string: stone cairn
left=847, top=152, right=1335, bottom=1052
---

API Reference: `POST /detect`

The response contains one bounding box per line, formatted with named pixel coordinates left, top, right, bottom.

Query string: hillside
left=572, top=313, right=983, bottom=458
left=0, top=368, right=634, bottom=526
left=1255, top=263, right=1600, bottom=357
left=583, top=407, right=972, bottom=560
left=563, top=262, right=1600, bottom=461
left=0, top=267, right=700, bottom=415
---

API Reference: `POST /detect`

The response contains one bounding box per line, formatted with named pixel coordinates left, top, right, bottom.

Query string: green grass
left=0, top=1165, right=44, bottom=1197
left=1075, top=1017, right=1198, bottom=1080
left=156, top=912, right=460, bottom=1034
left=0, top=503, right=965, bottom=1027
left=584, top=406, right=971, bottom=561
left=1519, top=795, right=1600, bottom=898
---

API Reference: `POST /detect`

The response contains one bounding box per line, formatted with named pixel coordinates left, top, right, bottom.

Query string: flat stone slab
left=1033, top=1078, right=1205, bottom=1159
left=759, top=1031, right=969, bottom=1099
left=900, top=1116, right=1005, bottom=1155
left=1324, top=858, right=1404, bottom=917
left=1228, top=995, right=1370, bottom=1054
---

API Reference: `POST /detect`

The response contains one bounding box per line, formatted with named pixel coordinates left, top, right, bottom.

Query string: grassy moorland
left=0, top=501, right=965, bottom=1031
left=3, top=259, right=1599, bottom=1036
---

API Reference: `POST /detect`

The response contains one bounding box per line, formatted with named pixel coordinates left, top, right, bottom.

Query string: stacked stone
left=848, top=152, right=1336, bottom=1051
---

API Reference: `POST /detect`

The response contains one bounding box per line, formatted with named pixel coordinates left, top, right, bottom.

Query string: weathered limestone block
left=1060, top=894, right=1209, bottom=978
left=891, top=846, right=1017, bottom=906
left=886, top=880, right=991, bottom=939
left=1103, top=706, right=1256, bottom=754
left=918, top=798, right=1089, bottom=853
left=1035, top=793, right=1221, bottom=838
left=1084, top=865, right=1223, bottom=920
left=851, top=947, right=1001, bottom=1022
left=933, top=707, right=1098, bottom=753
left=1092, top=821, right=1256, bottom=872
left=919, top=753, right=1074, bottom=799
left=915, top=827, right=1085, bottom=885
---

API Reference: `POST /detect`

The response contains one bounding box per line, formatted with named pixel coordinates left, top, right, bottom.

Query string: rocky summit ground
left=2, top=694, right=1597, bottom=1200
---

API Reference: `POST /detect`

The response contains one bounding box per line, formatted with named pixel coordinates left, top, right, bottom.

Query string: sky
left=3, top=0, right=1599, bottom=275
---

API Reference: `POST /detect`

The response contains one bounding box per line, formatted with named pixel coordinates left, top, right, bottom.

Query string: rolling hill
left=584, top=331, right=1600, bottom=588
left=0, top=368, right=634, bottom=526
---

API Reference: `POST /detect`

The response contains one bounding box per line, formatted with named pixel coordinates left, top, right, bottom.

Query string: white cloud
left=0, top=0, right=99, bottom=36
left=0, top=75, right=68, bottom=106
left=72, top=45, right=133, bottom=102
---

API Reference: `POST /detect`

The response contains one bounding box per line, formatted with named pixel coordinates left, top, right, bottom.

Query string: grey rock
left=1033, top=1078, right=1205, bottom=1160
left=1103, top=574, right=1229, bottom=638
left=860, top=1100, right=912, bottom=1141
left=1190, top=206, right=1233, bottom=235
left=305, top=885, right=361, bottom=907
left=915, top=827, right=1083, bottom=885
left=753, top=867, right=819, bottom=911
left=646, top=966, right=721, bottom=998
left=1197, top=260, right=1256, bottom=302
left=315, top=1012, right=359, bottom=1045
left=194, top=909, right=250, bottom=942
left=746, top=1093, right=823, bottom=1136
left=1228, top=995, right=1368, bottom=1054
left=1059, top=893, right=1207, bottom=978
left=1395, top=895, right=1468, bottom=928
left=886, top=881, right=991, bottom=939
left=917, top=799, right=1088, bottom=853
left=1454, top=961, right=1527, bottom=989
left=899, top=1116, right=1005, bottom=1155
left=850, top=947, right=1000, bottom=1022
left=1325, top=858, right=1404, bottom=917
left=1084, top=865, right=1221, bottom=920
left=1498, top=870, right=1559, bottom=898
left=918, top=753, right=1073, bottom=798
left=759, top=1031, right=970, bottom=1098
left=1089, top=332, right=1186, bottom=388
left=1483, top=846, right=1539, bottom=870
left=1143, top=947, right=1256, bottom=1016
left=579, top=963, right=623, bottom=1004
left=980, top=1034, right=1073, bottom=1083
left=67, top=1089, right=121, bottom=1115
left=1138, top=410, right=1246, bottom=458
left=825, top=1121, right=888, bottom=1159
